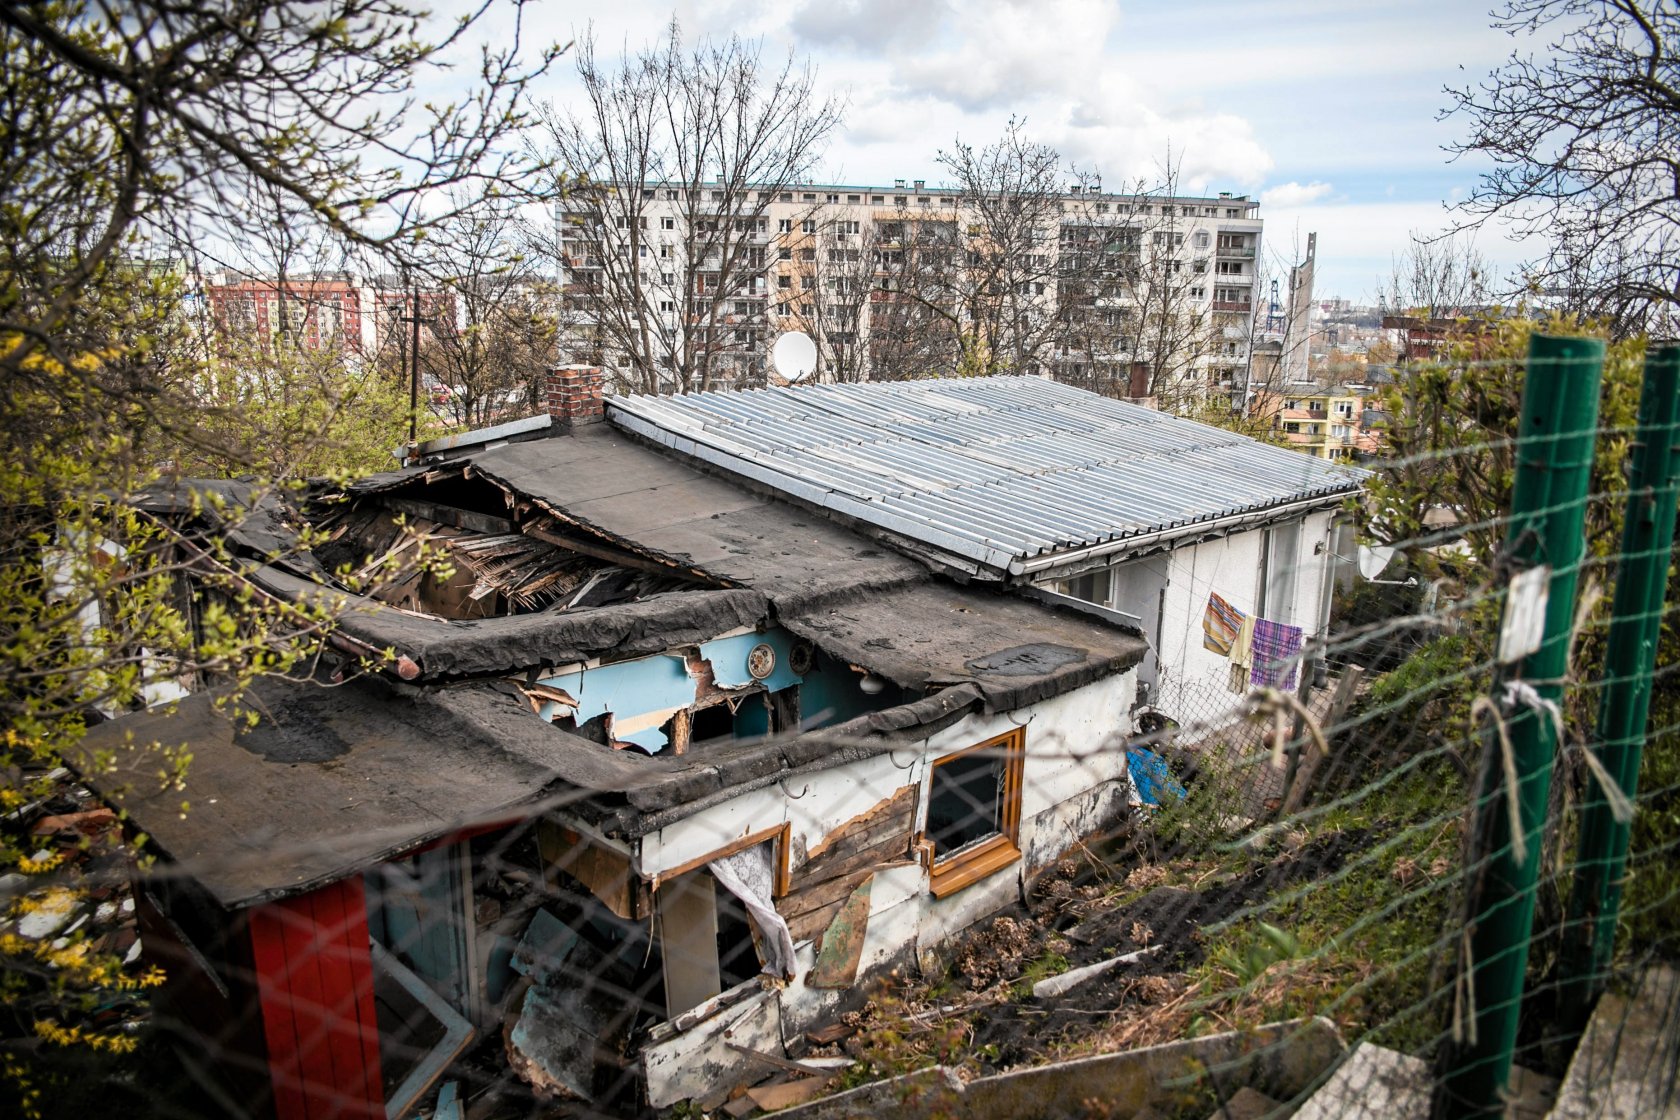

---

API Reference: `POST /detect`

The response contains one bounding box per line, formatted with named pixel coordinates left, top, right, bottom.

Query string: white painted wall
left=636, top=667, right=1138, bottom=1104
left=640, top=673, right=1136, bottom=884
left=1034, top=509, right=1341, bottom=722
left=1153, top=527, right=1267, bottom=705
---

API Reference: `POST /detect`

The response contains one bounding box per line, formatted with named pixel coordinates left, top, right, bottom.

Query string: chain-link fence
left=5, top=334, right=1679, bottom=1120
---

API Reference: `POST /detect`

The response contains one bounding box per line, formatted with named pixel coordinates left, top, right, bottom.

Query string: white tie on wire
left=1501, top=680, right=1563, bottom=741
left=1501, top=679, right=1633, bottom=824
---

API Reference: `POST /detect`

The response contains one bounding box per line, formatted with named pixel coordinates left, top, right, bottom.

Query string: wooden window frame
left=651, top=823, right=791, bottom=899
left=921, top=728, right=1025, bottom=899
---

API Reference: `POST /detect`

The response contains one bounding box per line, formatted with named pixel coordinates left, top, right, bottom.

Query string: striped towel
left=1250, top=618, right=1304, bottom=691
left=1202, top=592, right=1246, bottom=656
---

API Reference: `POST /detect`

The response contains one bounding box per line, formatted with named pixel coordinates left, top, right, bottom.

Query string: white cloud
left=437, top=0, right=1543, bottom=296
left=790, top=0, right=1278, bottom=190
left=790, top=0, right=950, bottom=53
left=1054, top=89, right=1275, bottom=190
left=1258, top=201, right=1543, bottom=299
left=1261, top=181, right=1335, bottom=208
left=891, top=0, right=1117, bottom=112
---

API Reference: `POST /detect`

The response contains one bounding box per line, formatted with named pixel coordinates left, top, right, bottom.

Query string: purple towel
left=1250, top=618, right=1304, bottom=691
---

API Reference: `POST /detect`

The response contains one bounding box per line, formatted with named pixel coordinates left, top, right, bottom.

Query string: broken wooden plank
left=779, top=868, right=874, bottom=922
left=804, top=786, right=917, bottom=863
left=807, top=875, right=872, bottom=990
left=792, top=832, right=914, bottom=893
left=725, top=1042, right=847, bottom=1080
left=538, top=822, right=649, bottom=920
left=805, top=1021, right=856, bottom=1046
left=781, top=860, right=915, bottom=923
left=644, top=994, right=783, bottom=1108
left=384, top=497, right=516, bottom=536
left=746, top=1076, right=836, bottom=1112
left=1284, top=665, right=1365, bottom=816
left=524, top=522, right=704, bottom=582
left=723, top=1092, right=761, bottom=1117
left=644, top=979, right=762, bottom=1045
left=520, top=683, right=579, bottom=711
left=788, top=899, right=846, bottom=946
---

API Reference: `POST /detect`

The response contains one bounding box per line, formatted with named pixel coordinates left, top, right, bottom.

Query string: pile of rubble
left=2, top=768, right=150, bottom=1031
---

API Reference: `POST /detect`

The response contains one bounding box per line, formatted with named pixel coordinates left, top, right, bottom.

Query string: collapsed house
left=77, top=368, right=1359, bottom=1118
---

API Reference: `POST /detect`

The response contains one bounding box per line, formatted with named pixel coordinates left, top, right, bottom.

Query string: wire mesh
left=4, top=347, right=1679, bottom=1120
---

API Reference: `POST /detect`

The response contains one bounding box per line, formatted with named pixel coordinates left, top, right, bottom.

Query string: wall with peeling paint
left=527, top=626, right=892, bottom=753
left=637, top=669, right=1138, bottom=1108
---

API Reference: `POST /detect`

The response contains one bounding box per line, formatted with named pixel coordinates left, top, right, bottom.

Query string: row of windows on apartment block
left=603, top=186, right=1252, bottom=218
left=608, top=214, right=1254, bottom=252
left=639, top=306, right=1255, bottom=352
left=1283, top=399, right=1357, bottom=416
left=1282, top=422, right=1358, bottom=436
left=648, top=279, right=1253, bottom=309
left=618, top=245, right=1254, bottom=272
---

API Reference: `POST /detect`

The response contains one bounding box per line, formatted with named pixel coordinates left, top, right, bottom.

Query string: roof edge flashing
left=1016, top=490, right=1354, bottom=577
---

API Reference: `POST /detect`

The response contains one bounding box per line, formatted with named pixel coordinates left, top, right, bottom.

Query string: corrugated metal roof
left=609, top=376, right=1362, bottom=576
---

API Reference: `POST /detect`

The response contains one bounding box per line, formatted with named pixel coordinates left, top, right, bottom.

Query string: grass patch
left=1183, top=760, right=1466, bottom=1056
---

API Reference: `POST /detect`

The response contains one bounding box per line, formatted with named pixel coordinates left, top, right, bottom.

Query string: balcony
left=1217, top=246, right=1256, bottom=259
left=1211, top=300, right=1252, bottom=313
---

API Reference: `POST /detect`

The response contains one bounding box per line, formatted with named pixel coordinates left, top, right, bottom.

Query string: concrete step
left=1293, top=1042, right=1557, bottom=1120
left=1292, top=1042, right=1430, bottom=1120
left=1548, top=964, right=1680, bottom=1119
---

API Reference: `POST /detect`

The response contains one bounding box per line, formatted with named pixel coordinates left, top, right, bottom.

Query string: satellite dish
left=771, top=331, right=817, bottom=383
left=1358, top=544, right=1397, bottom=582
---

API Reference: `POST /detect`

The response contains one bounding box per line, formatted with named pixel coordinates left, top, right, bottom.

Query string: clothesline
left=1202, top=592, right=1304, bottom=692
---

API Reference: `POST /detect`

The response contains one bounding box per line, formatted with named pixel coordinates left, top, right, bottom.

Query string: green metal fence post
left=1437, top=334, right=1605, bottom=1119
left=1558, top=343, right=1680, bottom=1027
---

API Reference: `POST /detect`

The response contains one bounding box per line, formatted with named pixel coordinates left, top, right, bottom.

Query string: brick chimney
left=1127, top=361, right=1151, bottom=400
left=545, top=365, right=605, bottom=425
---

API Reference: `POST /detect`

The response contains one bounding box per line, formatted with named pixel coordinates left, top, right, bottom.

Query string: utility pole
left=398, top=284, right=435, bottom=450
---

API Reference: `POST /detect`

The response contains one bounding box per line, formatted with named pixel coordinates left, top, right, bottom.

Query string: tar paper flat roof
left=609, top=376, right=1362, bottom=576
left=327, top=425, right=1145, bottom=705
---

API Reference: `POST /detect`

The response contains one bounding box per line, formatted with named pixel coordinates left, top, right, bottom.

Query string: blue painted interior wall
left=798, top=650, right=903, bottom=730
left=530, top=630, right=903, bottom=753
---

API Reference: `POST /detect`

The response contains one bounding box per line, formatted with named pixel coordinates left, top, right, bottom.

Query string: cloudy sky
left=471, top=0, right=1545, bottom=300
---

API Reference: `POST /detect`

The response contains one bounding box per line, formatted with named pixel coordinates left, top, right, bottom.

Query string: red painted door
left=248, top=878, right=384, bottom=1120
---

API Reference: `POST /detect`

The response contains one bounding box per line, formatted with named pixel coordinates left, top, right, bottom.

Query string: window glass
left=928, top=750, right=1006, bottom=862
left=1058, top=568, right=1112, bottom=606
left=923, top=727, right=1025, bottom=900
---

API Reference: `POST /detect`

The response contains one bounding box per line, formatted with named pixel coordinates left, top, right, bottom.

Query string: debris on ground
left=818, top=821, right=1389, bottom=1108
left=1, top=770, right=153, bottom=1039
left=954, top=915, right=1039, bottom=990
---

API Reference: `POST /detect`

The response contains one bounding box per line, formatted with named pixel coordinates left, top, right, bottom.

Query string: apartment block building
left=555, top=180, right=1263, bottom=397
left=203, top=272, right=453, bottom=360
left=1253, top=381, right=1383, bottom=461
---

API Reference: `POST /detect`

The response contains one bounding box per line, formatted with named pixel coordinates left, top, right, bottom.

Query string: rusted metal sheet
left=806, top=874, right=873, bottom=990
